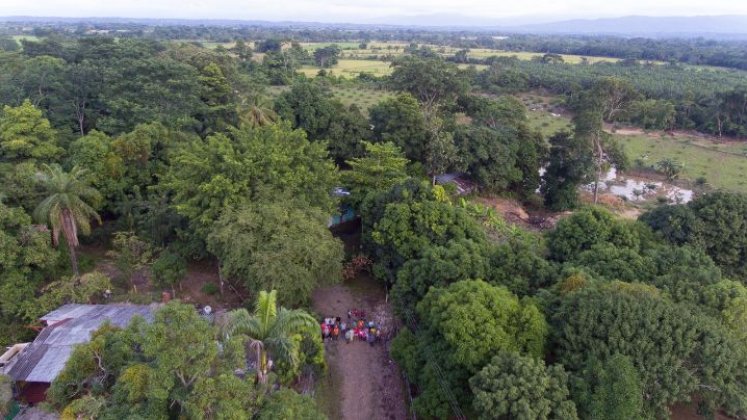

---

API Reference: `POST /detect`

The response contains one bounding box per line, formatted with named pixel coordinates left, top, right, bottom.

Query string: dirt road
left=312, top=278, right=408, bottom=420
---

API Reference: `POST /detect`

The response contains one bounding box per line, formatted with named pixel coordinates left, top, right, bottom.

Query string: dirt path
left=312, top=280, right=409, bottom=420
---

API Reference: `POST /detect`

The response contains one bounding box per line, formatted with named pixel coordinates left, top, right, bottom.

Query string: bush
left=201, top=282, right=219, bottom=295
left=151, top=250, right=187, bottom=294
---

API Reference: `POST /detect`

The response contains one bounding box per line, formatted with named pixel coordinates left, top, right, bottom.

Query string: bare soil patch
left=670, top=398, right=732, bottom=420
left=80, top=244, right=244, bottom=310
left=312, top=276, right=408, bottom=420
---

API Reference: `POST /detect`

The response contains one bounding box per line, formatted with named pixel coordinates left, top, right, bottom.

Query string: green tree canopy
left=207, top=201, right=344, bottom=306
left=161, top=123, right=338, bottom=244
left=0, top=202, right=59, bottom=345
left=274, top=79, right=371, bottom=162
left=572, top=354, right=644, bottom=420
left=313, top=45, right=341, bottom=68
left=392, top=280, right=548, bottom=418
left=33, top=164, right=101, bottom=276
left=0, top=99, right=61, bottom=163
left=368, top=197, right=486, bottom=284
left=49, top=302, right=255, bottom=419
left=369, top=93, right=429, bottom=162
left=469, top=352, right=578, bottom=420
left=546, top=206, right=651, bottom=262
left=391, top=238, right=490, bottom=316
left=226, top=290, right=321, bottom=384
left=389, top=55, right=469, bottom=110
left=258, top=388, right=327, bottom=420
left=643, top=192, right=747, bottom=281
left=541, top=131, right=594, bottom=211
left=342, top=141, right=409, bottom=209
left=552, top=283, right=747, bottom=418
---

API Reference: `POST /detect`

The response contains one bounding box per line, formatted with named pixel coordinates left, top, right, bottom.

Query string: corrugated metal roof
left=8, top=304, right=157, bottom=383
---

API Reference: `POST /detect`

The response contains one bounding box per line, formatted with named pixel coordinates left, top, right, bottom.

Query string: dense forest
left=0, top=22, right=747, bottom=419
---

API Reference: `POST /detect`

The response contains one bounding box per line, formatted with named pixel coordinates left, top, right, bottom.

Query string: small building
left=329, top=187, right=359, bottom=229
left=435, top=173, right=476, bottom=195
left=1, top=304, right=157, bottom=404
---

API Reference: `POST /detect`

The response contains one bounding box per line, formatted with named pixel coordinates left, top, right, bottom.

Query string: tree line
left=476, top=56, right=747, bottom=137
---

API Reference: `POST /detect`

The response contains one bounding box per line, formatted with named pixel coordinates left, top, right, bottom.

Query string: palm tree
left=226, top=290, right=318, bottom=384
left=34, top=164, right=101, bottom=276
left=237, top=96, right=277, bottom=128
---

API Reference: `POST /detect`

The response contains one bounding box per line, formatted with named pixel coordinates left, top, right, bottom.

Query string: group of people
left=320, top=309, right=380, bottom=346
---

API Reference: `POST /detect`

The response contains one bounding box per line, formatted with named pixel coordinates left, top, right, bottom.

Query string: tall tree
left=470, top=352, right=578, bottom=420
left=238, top=96, right=277, bottom=128
left=313, top=45, right=342, bottom=68
left=207, top=201, right=344, bottom=306
left=226, top=290, right=319, bottom=384
left=342, top=141, right=409, bottom=208
left=573, top=354, right=644, bottom=420
left=541, top=131, right=593, bottom=211
left=161, top=124, right=338, bottom=244
left=369, top=93, right=429, bottom=162
left=389, top=55, right=469, bottom=114
left=0, top=99, right=61, bottom=163
left=392, top=279, right=548, bottom=417
left=33, top=164, right=101, bottom=276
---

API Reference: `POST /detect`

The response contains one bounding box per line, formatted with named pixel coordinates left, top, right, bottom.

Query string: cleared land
left=330, top=85, right=395, bottom=114
left=618, top=131, right=747, bottom=193
left=521, top=94, right=747, bottom=194
left=299, top=59, right=394, bottom=78
left=292, top=41, right=621, bottom=78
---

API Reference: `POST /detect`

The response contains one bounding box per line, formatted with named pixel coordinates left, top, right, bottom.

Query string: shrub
left=201, top=282, right=219, bottom=295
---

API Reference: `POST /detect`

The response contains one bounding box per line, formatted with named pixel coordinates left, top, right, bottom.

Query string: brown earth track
left=312, top=281, right=409, bottom=420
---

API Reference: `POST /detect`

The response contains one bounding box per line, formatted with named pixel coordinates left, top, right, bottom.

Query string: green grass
left=463, top=48, right=620, bottom=64
left=523, top=98, right=747, bottom=193
left=313, top=41, right=623, bottom=66
left=619, top=133, right=747, bottom=193
left=526, top=109, right=573, bottom=137
left=522, top=94, right=573, bottom=137
left=299, top=59, right=393, bottom=78
left=330, top=86, right=395, bottom=115
left=12, top=35, right=40, bottom=42
left=300, top=42, right=361, bottom=51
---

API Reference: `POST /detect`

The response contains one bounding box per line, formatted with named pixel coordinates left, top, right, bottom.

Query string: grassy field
left=330, top=86, right=395, bottom=114
left=300, top=41, right=362, bottom=51
left=299, top=59, right=393, bottom=78
left=301, top=41, right=623, bottom=64
left=522, top=95, right=747, bottom=193
left=464, top=48, right=620, bottom=64
left=11, top=35, right=40, bottom=43
left=526, top=109, right=574, bottom=136
left=520, top=93, right=573, bottom=136
left=619, top=133, right=747, bottom=193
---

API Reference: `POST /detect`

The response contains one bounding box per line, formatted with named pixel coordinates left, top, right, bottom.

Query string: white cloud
left=1, top=0, right=746, bottom=22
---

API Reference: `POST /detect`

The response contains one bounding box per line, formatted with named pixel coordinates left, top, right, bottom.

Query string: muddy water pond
left=585, top=167, right=693, bottom=204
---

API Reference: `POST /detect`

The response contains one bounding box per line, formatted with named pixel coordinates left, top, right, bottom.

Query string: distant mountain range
left=364, top=14, right=747, bottom=37
left=2, top=14, right=747, bottom=38
left=508, top=15, right=747, bottom=37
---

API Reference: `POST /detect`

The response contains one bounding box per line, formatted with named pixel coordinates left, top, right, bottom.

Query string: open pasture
left=299, top=59, right=393, bottom=78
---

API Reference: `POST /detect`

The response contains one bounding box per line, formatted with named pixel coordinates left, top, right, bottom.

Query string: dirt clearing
left=312, top=275, right=409, bottom=420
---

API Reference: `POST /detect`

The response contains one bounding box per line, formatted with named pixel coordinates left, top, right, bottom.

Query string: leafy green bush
left=201, top=282, right=219, bottom=295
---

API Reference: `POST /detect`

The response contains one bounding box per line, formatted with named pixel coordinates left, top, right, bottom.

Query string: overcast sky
left=2, top=0, right=747, bottom=23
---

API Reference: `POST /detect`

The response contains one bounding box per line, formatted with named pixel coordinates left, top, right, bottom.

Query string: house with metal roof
left=1, top=303, right=157, bottom=404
